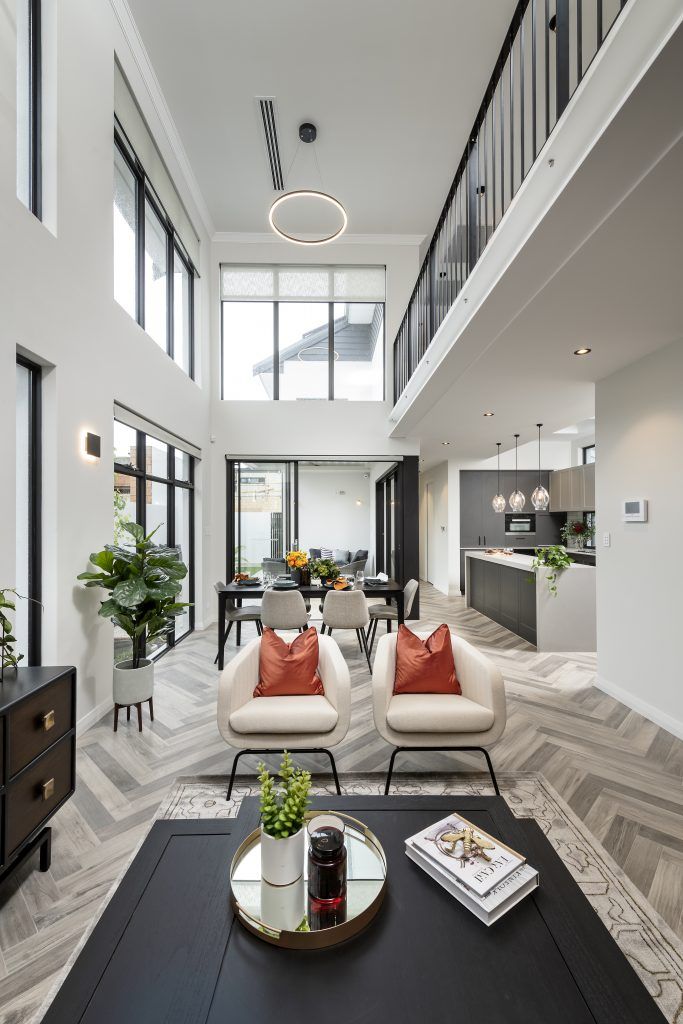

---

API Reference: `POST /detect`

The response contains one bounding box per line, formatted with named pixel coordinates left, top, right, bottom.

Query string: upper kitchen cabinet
left=549, top=464, right=595, bottom=512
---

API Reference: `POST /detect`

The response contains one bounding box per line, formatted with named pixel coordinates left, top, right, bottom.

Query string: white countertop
left=465, top=550, right=595, bottom=571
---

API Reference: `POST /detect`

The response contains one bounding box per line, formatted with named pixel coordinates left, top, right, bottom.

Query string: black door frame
left=16, top=354, right=42, bottom=665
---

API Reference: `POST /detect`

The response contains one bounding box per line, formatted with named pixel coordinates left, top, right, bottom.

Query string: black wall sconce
left=85, top=432, right=101, bottom=459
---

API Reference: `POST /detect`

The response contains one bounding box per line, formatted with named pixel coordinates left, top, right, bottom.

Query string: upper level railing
left=393, top=0, right=628, bottom=404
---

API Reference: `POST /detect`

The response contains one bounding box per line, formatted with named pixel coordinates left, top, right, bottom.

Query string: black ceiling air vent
left=257, top=98, right=284, bottom=191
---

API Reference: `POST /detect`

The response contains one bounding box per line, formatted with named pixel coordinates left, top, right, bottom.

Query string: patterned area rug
left=157, top=771, right=683, bottom=1024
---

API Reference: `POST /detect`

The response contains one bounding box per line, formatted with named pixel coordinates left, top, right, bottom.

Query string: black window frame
left=114, top=423, right=196, bottom=657
left=27, top=0, right=42, bottom=220
left=16, top=355, right=42, bottom=665
left=114, top=121, right=197, bottom=380
left=582, top=444, right=595, bottom=464
left=583, top=510, right=596, bottom=549
left=220, top=297, right=386, bottom=402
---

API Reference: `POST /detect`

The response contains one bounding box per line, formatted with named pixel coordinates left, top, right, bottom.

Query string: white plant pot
left=113, top=658, right=154, bottom=705
left=260, top=825, right=305, bottom=886
left=260, top=873, right=306, bottom=930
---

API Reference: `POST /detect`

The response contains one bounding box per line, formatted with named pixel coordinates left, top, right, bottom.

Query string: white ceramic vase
left=113, top=658, right=154, bottom=705
left=260, top=825, right=305, bottom=886
left=260, top=873, right=306, bottom=930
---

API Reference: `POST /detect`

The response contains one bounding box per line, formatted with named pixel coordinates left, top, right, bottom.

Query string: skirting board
left=78, top=697, right=112, bottom=735
left=596, top=674, right=683, bottom=742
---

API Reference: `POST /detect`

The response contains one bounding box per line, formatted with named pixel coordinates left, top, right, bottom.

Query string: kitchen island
left=465, top=550, right=596, bottom=651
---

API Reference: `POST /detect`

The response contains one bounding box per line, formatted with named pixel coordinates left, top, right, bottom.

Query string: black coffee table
left=42, top=796, right=666, bottom=1024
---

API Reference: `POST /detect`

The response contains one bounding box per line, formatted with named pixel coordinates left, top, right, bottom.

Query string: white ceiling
left=404, top=22, right=683, bottom=466
left=125, top=0, right=517, bottom=234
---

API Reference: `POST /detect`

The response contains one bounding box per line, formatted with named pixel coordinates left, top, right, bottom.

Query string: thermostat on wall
left=623, top=499, right=648, bottom=522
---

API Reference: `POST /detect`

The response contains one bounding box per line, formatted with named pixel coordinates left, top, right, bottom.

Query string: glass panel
left=144, top=199, right=168, bottom=351
left=147, top=479, right=168, bottom=546
left=114, top=146, right=137, bottom=319
left=114, top=473, right=137, bottom=543
left=114, top=420, right=137, bottom=469
left=584, top=445, right=596, bottom=464
left=279, top=303, right=329, bottom=400
left=146, top=435, right=168, bottom=479
left=236, top=462, right=290, bottom=575
left=174, top=449, right=190, bottom=482
left=222, top=301, right=274, bottom=400
left=173, top=250, right=191, bottom=374
left=333, top=303, right=384, bottom=401
left=174, top=487, right=191, bottom=638
left=15, top=362, right=30, bottom=659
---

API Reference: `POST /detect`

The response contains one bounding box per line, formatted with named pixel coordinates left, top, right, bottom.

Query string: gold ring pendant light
left=269, top=123, right=347, bottom=245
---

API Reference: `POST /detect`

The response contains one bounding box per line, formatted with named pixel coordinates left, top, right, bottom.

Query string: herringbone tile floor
left=1, top=583, right=681, bottom=1022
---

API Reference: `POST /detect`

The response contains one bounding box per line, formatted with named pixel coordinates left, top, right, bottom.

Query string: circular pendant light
left=268, top=123, right=347, bottom=245
left=531, top=423, right=550, bottom=511
left=509, top=434, right=526, bottom=511
left=492, top=442, right=506, bottom=512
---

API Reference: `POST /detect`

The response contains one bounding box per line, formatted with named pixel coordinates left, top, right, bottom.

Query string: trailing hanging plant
left=77, top=522, right=191, bottom=669
left=258, top=751, right=311, bottom=839
left=0, top=588, right=42, bottom=681
left=531, top=545, right=574, bottom=597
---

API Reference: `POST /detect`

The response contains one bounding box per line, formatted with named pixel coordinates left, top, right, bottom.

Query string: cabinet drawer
left=8, top=675, right=73, bottom=777
left=6, top=734, right=74, bottom=856
left=0, top=716, right=4, bottom=787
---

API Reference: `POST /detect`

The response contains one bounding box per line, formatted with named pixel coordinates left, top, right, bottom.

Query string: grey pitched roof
left=252, top=305, right=382, bottom=375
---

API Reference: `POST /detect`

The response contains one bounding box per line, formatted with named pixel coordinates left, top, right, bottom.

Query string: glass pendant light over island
left=509, top=434, right=526, bottom=512
left=492, top=442, right=506, bottom=512
left=531, top=423, right=550, bottom=511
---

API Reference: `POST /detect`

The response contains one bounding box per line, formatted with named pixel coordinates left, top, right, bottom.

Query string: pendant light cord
left=537, top=423, right=542, bottom=487
left=497, top=442, right=501, bottom=492
left=514, top=434, right=519, bottom=491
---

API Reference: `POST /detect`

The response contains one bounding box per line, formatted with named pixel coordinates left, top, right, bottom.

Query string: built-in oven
left=505, top=513, right=536, bottom=535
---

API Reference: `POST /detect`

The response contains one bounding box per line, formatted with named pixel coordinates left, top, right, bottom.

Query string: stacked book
left=405, top=813, right=539, bottom=925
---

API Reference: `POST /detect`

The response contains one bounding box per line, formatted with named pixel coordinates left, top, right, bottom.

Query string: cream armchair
left=218, top=633, right=351, bottom=798
left=372, top=632, right=506, bottom=794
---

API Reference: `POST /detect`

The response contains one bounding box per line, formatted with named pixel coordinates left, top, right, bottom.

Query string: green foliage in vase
left=531, top=545, right=574, bottom=597
left=77, top=522, right=191, bottom=669
left=309, top=558, right=340, bottom=582
left=561, top=519, right=596, bottom=546
left=258, top=751, right=311, bottom=839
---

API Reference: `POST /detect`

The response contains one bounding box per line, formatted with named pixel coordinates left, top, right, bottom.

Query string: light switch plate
left=603, top=532, right=611, bottom=547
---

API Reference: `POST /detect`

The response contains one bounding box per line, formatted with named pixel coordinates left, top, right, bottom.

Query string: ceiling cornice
left=109, top=0, right=216, bottom=241
left=211, top=231, right=425, bottom=247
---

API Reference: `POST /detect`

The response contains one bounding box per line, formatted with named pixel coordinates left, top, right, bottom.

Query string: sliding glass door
left=231, top=461, right=298, bottom=576
left=375, top=464, right=401, bottom=581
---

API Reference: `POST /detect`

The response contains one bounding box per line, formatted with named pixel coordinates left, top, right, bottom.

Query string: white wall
left=298, top=468, right=372, bottom=561
left=1, top=0, right=212, bottom=726
left=418, top=462, right=449, bottom=594
left=595, top=337, right=683, bottom=739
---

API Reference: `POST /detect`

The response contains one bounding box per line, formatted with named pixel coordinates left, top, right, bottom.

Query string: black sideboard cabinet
left=0, top=666, right=76, bottom=883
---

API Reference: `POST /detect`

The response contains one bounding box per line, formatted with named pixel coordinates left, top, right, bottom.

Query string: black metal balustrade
left=393, top=0, right=629, bottom=404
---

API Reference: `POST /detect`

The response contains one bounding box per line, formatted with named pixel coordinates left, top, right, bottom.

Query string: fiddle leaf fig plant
left=77, top=522, right=190, bottom=668
left=531, top=545, right=574, bottom=597
left=258, top=751, right=311, bottom=839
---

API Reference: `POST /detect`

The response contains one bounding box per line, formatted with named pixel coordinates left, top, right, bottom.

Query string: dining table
left=214, top=579, right=405, bottom=670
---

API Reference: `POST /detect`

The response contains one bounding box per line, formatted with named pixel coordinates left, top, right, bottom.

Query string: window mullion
left=136, top=174, right=145, bottom=328
left=328, top=301, right=334, bottom=401
left=167, top=233, right=174, bottom=361
left=273, top=302, right=280, bottom=401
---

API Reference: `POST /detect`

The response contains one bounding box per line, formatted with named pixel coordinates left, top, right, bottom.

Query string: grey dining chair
left=367, top=578, right=419, bottom=655
left=213, top=582, right=262, bottom=665
left=320, top=589, right=372, bottom=671
left=260, top=589, right=310, bottom=631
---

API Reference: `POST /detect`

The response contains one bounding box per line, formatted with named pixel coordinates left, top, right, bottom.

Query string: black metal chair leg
left=327, top=628, right=333, bottom=637
left=384, top=747, right=401, bottom=795
left=387, top=620, right=392, bottom=634
left=368, top=617, right=379, bottom=655
left=227, top=750, right=249, bottom=799
left=355, top=628, right=362, bottom=651
left=214, top=620, right=233, bottom=665
left=361, top=628, right=372, bottom=672
left=325, top=750, right=342, bottom=795
left=236, top=621, right=242, bottom=646
left=321, top=623, right=326, bottom=634
left=477, top=746, right=500, bottom=795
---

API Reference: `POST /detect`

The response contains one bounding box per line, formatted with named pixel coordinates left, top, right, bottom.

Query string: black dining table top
left=218, top=579, right=403, bottom=596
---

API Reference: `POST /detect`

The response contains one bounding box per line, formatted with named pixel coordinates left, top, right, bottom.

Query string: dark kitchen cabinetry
left=460, top=471, right=563, bottom=593
left=467, top=557, right=537, bottom=645
left=0, top=666, right=76, bottom=884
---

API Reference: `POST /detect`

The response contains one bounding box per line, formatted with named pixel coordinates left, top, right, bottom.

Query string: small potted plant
left=0, top=588, right=42, bottom=682
left=531, top=545, right=574, bottom=596
left=286, top=549, right=309, bottom=586
left=561, top=519, right=595, bottom=550
left=310, top=557, right=340, bottom=587
left=258, top=751, right=311, bottom=886
left=77, top=523, right=190, bottom=716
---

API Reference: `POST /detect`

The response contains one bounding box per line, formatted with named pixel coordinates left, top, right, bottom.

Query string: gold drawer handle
left=42, top=710, right=55, bottom=732
left=42, top=778, right=55, bottom=801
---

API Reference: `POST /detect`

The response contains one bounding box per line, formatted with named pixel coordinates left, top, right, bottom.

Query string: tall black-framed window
left=16, top=355, right=42, bottom=665
left=584, top=511, right=596, bottom=549
left=27, top=0, right=42, bottom=219
left=582, top=444, right=595, bottom=464
left=220, top=265, right=386, bottom=402
left=113, top=122, right=196, bottom=379
left=113, top=420, right=195, bottom=660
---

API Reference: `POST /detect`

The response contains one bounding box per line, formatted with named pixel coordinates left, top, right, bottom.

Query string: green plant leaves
left=258, top=751, right=312, bottom=839
left=112, top=578, right=149, bottom=608
left=121, top=522, right=145, bottom=543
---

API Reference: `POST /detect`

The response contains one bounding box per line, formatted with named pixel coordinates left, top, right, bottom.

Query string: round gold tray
left=229, top=811, right=387, bottom=949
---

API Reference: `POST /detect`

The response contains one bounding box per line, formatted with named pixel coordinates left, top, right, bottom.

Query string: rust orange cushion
left=254, top=627, right=324, bottom=697
left=393, top=624, right=461, bottom=695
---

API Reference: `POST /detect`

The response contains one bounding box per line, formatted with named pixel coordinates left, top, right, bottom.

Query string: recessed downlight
left=483, top=411, right=494, bottom=417
left=574, top=347, right=591, bottom=356
left=441, top=441, right=451, bottom=446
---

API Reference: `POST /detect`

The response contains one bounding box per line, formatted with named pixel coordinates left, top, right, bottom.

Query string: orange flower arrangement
left=286, top=549, right=309, bottom=569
